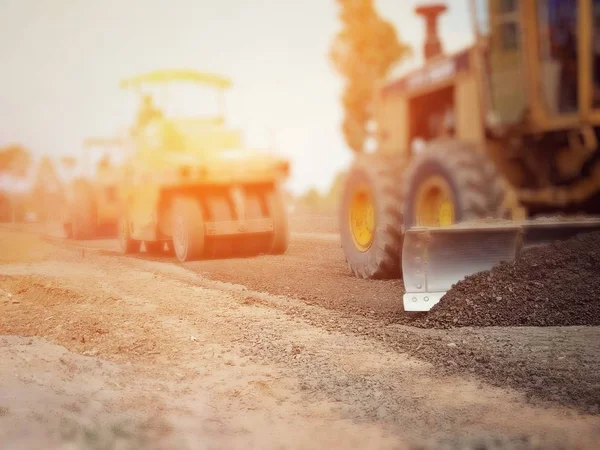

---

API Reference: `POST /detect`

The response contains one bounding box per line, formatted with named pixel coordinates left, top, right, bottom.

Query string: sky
left=0, top=0, right=475, bottom=195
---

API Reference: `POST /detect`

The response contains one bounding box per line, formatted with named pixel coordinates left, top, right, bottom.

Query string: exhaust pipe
left=415, top=3, right=447, bottom=61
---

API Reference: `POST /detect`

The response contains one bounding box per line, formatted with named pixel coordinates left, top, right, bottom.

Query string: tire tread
left=340, top=153, right=405, bottom=279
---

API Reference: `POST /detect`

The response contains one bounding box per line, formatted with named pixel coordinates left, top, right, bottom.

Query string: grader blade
left=402, top=225, right=521, bottom=312
left=402, top=219, right=600, bottom=312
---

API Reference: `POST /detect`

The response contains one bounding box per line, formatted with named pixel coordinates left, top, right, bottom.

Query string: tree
left=297, top=172, right=349, bottom=211
left=0, top=145, right=32, bottom=223
left=325, top=170, right=347, bottom=206
left=60, top=156, right=78, bottom=170
left=32, top=156, right=64, bottom=222
left=330, top=0, right=410, bottom=153
left=299, top=187, right=324, bottom=209
left=0, top=144, right=31, bottom=177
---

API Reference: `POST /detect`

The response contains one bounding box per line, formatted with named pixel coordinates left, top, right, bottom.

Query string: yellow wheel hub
left=415, top=176, right=456, bottom=227
left=349, top=185, right=375, bottom=252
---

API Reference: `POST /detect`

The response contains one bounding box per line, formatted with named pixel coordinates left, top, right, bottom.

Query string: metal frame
left=387, top=0, right=600, bottom=138
left=519, top=0, right=598, bottom=132
left=120, top=68, right=231, bottom=122
left=120, top=69, right=232, bottom=90
left=80, top=137, right=123, bottom=179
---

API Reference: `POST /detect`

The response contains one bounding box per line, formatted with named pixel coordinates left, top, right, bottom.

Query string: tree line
left=329, top=0, right=410, bottom=153
left=0, top=145, right=67, bottom=223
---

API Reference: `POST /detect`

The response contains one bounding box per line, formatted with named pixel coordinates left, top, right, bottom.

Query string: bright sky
left=0, top=0, right=474, bottom=195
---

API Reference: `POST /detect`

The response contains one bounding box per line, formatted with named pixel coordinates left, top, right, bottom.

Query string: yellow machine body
left=338, top=1, right=600, bottom=310
left=116, top=69, right=290, bottom=260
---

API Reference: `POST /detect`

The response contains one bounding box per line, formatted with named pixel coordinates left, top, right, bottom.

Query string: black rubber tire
left=71, top=189, right=97, bottom=240
left=266, top=185, right=289, bottom=255
left=172, top=197, right=205, bottom=262
left=402, top=139, right=510, bottom=229
left=237, top=186, right=289, bottom=256
left=204, top=195, right=234, bottom=258
left=118, top=211, right=140, bottom=254
left=235, top=192, right=270, bottom=257
left=339, top=153, right=404, bottom=279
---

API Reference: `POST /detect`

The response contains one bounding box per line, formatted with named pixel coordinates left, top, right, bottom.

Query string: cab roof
left=120, top=69, right=232, bottom=89
left=83, top=137, right=123, bottom=148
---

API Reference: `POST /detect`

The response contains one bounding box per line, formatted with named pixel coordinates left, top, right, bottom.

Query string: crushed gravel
left=414, top=232, right=600, bottom=329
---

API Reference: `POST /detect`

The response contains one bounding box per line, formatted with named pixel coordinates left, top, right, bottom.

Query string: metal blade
left=402, top=218, right=600, bottom=312
left=521, top=218, right=600, bottom=248
left=402, top=224, right=521, bottom=312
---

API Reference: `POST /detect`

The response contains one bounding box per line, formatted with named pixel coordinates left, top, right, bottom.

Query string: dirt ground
left=1, top=218, right=600, bottom=449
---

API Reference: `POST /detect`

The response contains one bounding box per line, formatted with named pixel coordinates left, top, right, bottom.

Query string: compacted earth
left=1, top=215, right=600, bottom=449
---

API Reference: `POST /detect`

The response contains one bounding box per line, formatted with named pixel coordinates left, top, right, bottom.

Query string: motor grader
left=63, top=137, right=123, bottom=240
left=339, top=0, right=600, bottom=311
left=117, top=69, right=290, bottom=261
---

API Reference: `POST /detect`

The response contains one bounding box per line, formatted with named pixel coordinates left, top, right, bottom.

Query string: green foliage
left=298, top=170, right=348, bottom=210
left=326, top=170, right=347, bottom=204
left=299, top=187, right=324, bottom=209
left=0, top=145, right=31, bottom=177
left=330, top=0, right=410, bottom=152
left=32, top=156, right=65, bottom=222
left=60, top=156, right=78, bottom=169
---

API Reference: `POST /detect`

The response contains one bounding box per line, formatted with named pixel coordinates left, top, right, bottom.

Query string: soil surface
left=414, top=232, right=600, bottom=329
left=1, top=219, right=600, bottom=449
left=289, top=210, right=339, bottom=234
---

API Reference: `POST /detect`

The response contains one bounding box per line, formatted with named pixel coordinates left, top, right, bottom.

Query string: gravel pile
left=412, top=434, right=588, bottom=450
left=414, top=231, right=600, bottom=328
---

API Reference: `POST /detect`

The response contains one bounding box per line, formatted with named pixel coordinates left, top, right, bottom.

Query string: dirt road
left=1, top=222, right=600, bottom=449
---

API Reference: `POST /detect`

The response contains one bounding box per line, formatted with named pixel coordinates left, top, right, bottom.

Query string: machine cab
left=120, top=69, right=244, bottom=157
left=480, top=0, right=600, bottom=132
left=376, top=0, right=600, bottom=155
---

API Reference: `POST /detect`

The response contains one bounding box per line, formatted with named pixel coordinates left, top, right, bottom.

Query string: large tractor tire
left=402, top=139, right=510, bottom=229
left=118, top=211, right=140, bottom=254
left=340, top=153, right=404, bottom=279
left=172, top=197, right=205, bottom=262
left=71, top=190, right=97, bottom=240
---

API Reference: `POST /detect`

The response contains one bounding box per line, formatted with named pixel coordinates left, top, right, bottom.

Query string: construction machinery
left=339, top=0, right=600, bottom=311
left=117, top=69, right=290, bottom=261
left=63, top=137, right=123, bottom=240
